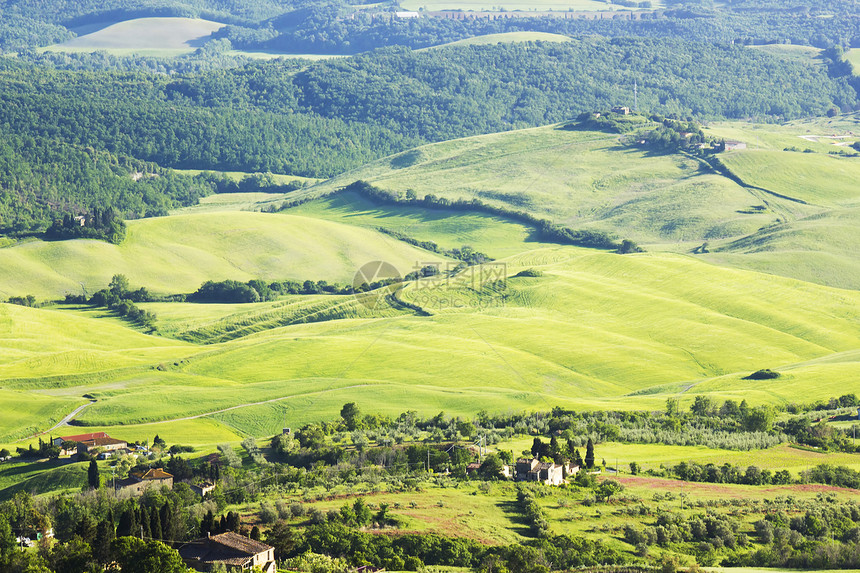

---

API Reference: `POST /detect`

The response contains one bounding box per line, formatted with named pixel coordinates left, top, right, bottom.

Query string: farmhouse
left=53, top=432, right=108, bottom=447
left=723, top=140, right=747, bottom=151
left=179, top=532, right=275, bottom=573
left=514, top=458, right=566, bottom=486
left=611, top=106, right=630, bottom=115
left=190, top=482, right=217, bottom=497
left=77, top=436, right=128, bottom=454
left=114, top=468, right=173, bottom=496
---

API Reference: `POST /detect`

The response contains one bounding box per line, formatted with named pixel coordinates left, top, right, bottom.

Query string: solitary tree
left=88, top=459, right=100, bottom=489
left=340, top=402, right=361, bottom=431
left=585, top=438, right=595, bottom=469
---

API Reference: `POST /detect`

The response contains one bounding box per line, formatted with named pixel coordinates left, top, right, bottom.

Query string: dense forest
left=1, top=39, right=855, bottom=176
left=0, top=132, right=220, bottom=234
left=0, top=0, right=857, bottom=55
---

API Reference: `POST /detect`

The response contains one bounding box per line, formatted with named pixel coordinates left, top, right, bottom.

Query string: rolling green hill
left=293, top=125, right=779, bottom=246
left=0, top=211, right=451, bottom=300
left=46, top=17, right=226, bottom=56
left=2, top=243, right=859, bottom=442
left=702, top=207, right=860, bottom=290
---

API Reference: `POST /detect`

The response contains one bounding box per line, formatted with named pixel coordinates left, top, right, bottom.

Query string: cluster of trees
left=517, top=485, right=550, bottom=537
left=271, top=519, right=626, bottom=572
left=87, top=274, right=157, bottom=330
left=336, top=181, right=623, bottom=251
left=44, top=207, right=126, bottom=244
left=530, top=435, right=594, bottom=469
left=209, top=0, right=858, bottom=55
left=0, top=130, right=215, bottom=234
left=625, top=511, right=745, bottom=561
left=672, top=461, right=792, bottom=485
left=729, top=500, right=860, bottom=569
left=377, top=228, right=492, bottom=266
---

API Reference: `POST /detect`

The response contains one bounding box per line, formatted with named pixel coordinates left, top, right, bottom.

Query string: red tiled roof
left=59, top=432, right=108, bottom=442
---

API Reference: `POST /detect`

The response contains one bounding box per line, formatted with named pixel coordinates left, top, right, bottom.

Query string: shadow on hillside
left=496, top=499, right=533, bottom=537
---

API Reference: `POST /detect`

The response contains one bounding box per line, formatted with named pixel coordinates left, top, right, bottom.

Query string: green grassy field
left=423, top=32, right=573, bottom=49
left=295, top=125, right=778, bottom=246
left=287, top=191, right=561, bottom=259
left=703, top=207, right=860, bottom=290
left=45, top=18, right=225, bottom=55
left=0, top=211, right=451, bottom=299
left=718, top=150, right=860, bottom=206
left=2, top=243, right=860, bottom=441
left=1, top=119, right=860, bottom=451
left=748, top=44, right=823, bottom=66
left=846, top=49, right=860, bottom=75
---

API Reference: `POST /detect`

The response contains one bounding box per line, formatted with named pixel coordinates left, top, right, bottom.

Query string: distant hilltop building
left=395, top=11, right=420, bottom=18
left=611, top=106, right=631, bottom=115
left=723, top=140, right=747, bottom=151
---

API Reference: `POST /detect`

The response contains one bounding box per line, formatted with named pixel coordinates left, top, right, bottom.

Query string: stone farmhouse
left=179, top=532, right=276, bottom=573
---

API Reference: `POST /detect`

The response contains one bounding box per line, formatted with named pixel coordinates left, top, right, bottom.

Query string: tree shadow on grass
left=496, top=499, right=533, bottom=537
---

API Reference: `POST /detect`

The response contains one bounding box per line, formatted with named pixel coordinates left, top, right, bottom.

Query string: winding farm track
left=15, top=400, right=96, bottom=442
left=30, top=383, right=374, bottom=434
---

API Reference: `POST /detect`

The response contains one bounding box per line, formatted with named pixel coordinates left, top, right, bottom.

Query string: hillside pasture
left=46, top=18, right=226, bottom=55
left=287, top=191, right=561, bottom=259
left=748, top=44, right=824, bottom=66
left=0, top=212, right=451, bottom=299
left=296, top=125, right=775, bottom=245
left=704, top=207, right=860, bottom=290
left=718, top=150, right=860, bottom=206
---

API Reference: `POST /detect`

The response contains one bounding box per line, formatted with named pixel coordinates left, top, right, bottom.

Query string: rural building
left=190, top=482, right=217, bottom=497
left=611, top=106, right=630, bottom=115
left=53, top=432, right=108, bottom=447
left=179, top=532, right=275, bottom=573
left=77, top=436, right=128, bottom=454
left=395, top=11, right=420, bottom=18
left=515, top=458, right=566, bottom=485
left=115, top=468, right=173, bottom=496
left=723, top=140, right=747, bottom=151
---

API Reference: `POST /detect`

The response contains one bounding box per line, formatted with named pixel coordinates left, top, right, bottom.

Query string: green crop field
left=0, top=211, right=451, bottom=299
left=44, top=18, right=226, bottom=55
left=703, top=207, right=860, bottom=290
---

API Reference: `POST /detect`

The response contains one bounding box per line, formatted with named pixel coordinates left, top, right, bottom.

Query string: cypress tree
left=88, top=459, right=100, bottom=489
left=150, top=505, right=162, bottom=541
left=585, top=438, right=595, bottom=469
